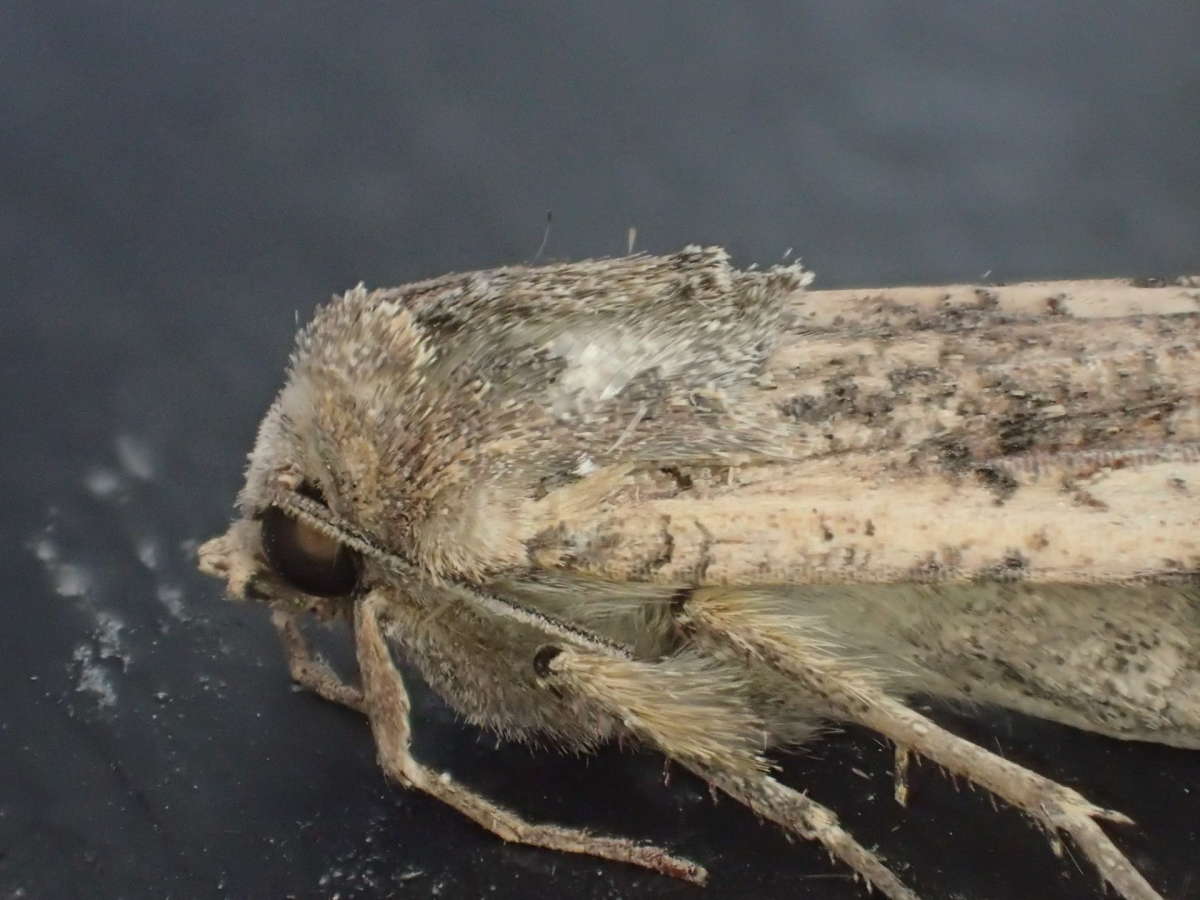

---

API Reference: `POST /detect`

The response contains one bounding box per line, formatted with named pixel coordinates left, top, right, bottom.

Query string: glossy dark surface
left=3, top=3, right=1198, bottom=898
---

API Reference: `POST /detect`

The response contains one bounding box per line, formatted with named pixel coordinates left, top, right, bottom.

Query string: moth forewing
left=526, top=272, right=1200, bottom=744
left=530, top=448, right=1200, bottom=586
left=199, top=250, right=1199, bottom=900
left=530, top=272, right=1200, bottom=577
left=508, top=270, right=1200, bottom=898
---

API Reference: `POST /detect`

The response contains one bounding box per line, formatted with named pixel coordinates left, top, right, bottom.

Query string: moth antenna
left=273, top=488, right=637, bottom=659
left=463, top=587, right=635, bottom=658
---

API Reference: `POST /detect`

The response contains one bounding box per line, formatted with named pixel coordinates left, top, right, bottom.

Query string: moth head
left=197, top=278, right=566, bottom=606
left=197, top=375, right=379, bottom=616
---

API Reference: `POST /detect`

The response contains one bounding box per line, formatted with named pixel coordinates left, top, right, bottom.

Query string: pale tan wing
left=509, top=276, right=1200, bottom=748
left=526, top=276, right=1200, bottom=586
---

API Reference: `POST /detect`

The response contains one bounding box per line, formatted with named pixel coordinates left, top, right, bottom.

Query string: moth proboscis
left=198, top=246, right=1200, bottom=899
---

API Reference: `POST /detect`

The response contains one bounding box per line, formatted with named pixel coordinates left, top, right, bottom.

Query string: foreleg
left=271, top=607, right=366, bottom=712
left=352, top=592, right=707, bottom=884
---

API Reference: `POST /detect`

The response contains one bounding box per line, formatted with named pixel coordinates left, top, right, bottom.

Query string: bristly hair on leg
left=533, top=641, right=922, bottom=899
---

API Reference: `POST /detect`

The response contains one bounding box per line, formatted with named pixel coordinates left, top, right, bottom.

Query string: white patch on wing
left=545, top=328, right=686, bottom=417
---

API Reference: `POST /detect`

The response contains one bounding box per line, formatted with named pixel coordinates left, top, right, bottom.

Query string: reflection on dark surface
left=2, top=2, right=1198, bottom=898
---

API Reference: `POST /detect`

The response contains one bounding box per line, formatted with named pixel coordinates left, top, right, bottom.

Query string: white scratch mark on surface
left=71, top=645, right=117, bottom=708
left=156, top=583, right=187, bottom=620
left=83, top=467, right=124, bottom=498
left=115, top=433, right=156, bottom=481
left=135, top=536, right=161, bottom=570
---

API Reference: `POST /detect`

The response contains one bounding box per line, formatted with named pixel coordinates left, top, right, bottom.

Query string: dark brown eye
left=260, top=506, right=359, bottom=597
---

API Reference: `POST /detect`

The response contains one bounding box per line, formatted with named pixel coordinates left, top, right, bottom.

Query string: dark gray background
left=3, top=2, right=1198, bottom=898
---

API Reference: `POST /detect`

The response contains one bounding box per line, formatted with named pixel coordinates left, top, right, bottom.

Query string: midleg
left=535, top=642, right=919, bottom=900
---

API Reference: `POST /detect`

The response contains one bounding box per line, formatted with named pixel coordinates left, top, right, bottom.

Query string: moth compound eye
left=260, top=506, right=359, bottom=597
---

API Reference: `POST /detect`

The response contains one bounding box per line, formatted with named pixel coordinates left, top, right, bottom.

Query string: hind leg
left=677, top=587, right=1165, bottom=900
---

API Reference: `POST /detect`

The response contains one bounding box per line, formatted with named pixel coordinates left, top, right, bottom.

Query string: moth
left=198, top=247, right=1200, bottom=899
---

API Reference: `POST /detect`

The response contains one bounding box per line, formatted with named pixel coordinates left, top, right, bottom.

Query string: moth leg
left=684, top=762, right=920, bottom=900
left=537, top=644, right=919, bottom=900
left=351, top=592, right=707, bottom=885
left=680, top=589, right=1164, bottom=900
left=270, top=608, right=366, bottom=713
